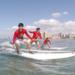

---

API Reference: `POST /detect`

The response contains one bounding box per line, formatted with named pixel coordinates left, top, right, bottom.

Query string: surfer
left=12, top=23, right=32, bottom=54
left=43, top=37, right=51, bottom=48
left=29, top=28, right=42, bottom=49
left=41, top=32, right=51, bottom=49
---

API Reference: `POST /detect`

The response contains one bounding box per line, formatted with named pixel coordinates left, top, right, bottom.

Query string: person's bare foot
left=29, top=51, right=33, bottom=54
left=16, top=50, right=20, bottom=54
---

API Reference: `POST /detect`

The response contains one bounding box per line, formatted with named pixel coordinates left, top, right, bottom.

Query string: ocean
left=0, top=39, right=75, bottom=75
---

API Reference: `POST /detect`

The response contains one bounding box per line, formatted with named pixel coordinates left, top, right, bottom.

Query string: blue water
left=0, top=39, right=75, bottom=75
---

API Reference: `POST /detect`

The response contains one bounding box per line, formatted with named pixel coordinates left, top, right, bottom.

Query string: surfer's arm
left=39, top=33, right=42, bottom=39
left=12, top=32, right=17, bottom=44
left=48, top=39, right=51, bottom=44
left=47, top=41, right=51, bottom=48
left=29, top=31, right=34, bottom=33
left=24, top=29, right=32, bottom=39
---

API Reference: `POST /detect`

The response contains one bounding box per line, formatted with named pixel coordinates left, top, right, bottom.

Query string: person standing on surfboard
left=29, top=28, right=42, bottom=49
left=12, top=23, right=32, bottom=54
left=43, top=37, right=51, bottom=48
left=41, top=32, right=51, bottom=49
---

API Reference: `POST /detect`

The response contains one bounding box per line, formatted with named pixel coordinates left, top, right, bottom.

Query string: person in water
left=42, top=32, right=51, bottom=49
left=43, top=37, right=51, bottom=48
left=12, top=23, right=32, bottom=54
left=29, top=28, right=42, bottom=49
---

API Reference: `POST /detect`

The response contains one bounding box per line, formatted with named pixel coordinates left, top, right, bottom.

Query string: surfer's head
left=18, top=23, right=24, bottom=31
left=36, top=28, right=40, bottom=31
left=18, top=23, right=24, bottom=27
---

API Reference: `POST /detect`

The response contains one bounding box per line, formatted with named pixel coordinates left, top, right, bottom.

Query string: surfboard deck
left=0, top=47, right=75, bottom=61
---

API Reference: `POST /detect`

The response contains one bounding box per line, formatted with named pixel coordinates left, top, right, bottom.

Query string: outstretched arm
left=29, top=31, right=34, bottom=33
left=40, top=33, right=42, bottom=39
left=24, top=30, right=32, bottom=39
left=38, top=32, right=42, bottom=39
left=12, top=32, right=17, bottom=44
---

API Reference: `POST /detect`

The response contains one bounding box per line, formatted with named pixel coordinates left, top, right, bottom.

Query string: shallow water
left=0, top=39, right=75, bottom=75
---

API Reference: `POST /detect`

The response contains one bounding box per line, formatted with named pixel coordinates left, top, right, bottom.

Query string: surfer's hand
left=9, top=41, right=14, bottom=48
left=10, top=41, right=14, bottom=45
left=11, top=44, right=14, bottom=48
left=31, top=39, right=36, bottom=42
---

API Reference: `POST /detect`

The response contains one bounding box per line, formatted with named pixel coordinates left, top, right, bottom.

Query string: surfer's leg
left=40, top=39, right=44, bottom=49
left=41, top=43, right=44, bottom=49
left=46, top=40, right=51, bottom=49
left=48, top=40, right=51, bottom=48
left=28, top=43, right=33, bottom=53
left=15, top=44, right=19, bottom=54
left=22, top=39, right=28, bottom=49
left=15, top=40, right=20, bottom=54
left=26, top=39, right=31, bottom=48
left=26, top=39, right=33, bottom=53
left=36, top=40, right=41, bottom=49
left=47, top=43, right=51, bottom=48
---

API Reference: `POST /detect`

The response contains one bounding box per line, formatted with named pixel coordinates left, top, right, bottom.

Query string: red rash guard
left=43, top=38, right=51, bottom=45
left=13, top=29, right=31, bottom=44
left=30, top=31, right=42, bottom=39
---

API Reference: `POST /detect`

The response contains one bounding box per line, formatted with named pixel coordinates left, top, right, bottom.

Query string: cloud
left=0, top=29, right=12, bottom=39
left=52, top=12, right=61, bottom=18
left=34, top=19, right=62, bottom=27
left=51, top=11, right=69, bottom=18
left=0, top=18, right=75, bottom=40
left=63, top=11, right=69, bottom=15
left=34, top=18, right=75, bottom=33
left=64, top=21, right=75, bottom=32
left=11, top=26, right=18, bottom=29
left=25, top=25, right=36, bottom=30
left=34, top=18, right=63, bottom=33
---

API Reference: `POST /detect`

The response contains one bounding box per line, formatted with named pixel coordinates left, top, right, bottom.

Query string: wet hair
left=36, top=28, right=40, bottom=31
left=18, top=23, right=24, bottom=27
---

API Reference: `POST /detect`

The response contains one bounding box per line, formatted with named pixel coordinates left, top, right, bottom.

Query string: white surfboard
left=0, top=47, right=68, bottom=53
left=0, top=47, right=75, bottom=61
left=20, top=52, right=75, bottom=60
left=49, top=47, right=66, bottom=50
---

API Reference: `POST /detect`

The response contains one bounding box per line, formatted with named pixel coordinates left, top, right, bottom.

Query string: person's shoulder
left=38, top=31, right=41, bottom=34
left=14, top=29, right=18, bottom=33
left=22, top=28, right=27, bottom=32
left=22, top=28, right=26, bottom=30
left=33, top=31, right=36, bottom=33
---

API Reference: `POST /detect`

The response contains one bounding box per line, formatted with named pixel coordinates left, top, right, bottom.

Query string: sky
left=0, top=0, right=75, bottom=38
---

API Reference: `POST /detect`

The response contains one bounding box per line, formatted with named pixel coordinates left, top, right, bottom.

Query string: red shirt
left=43, top=38, right=51, bottom=45
left=13, top=29, right=31, bottom=44
left=30, top=31, right=42, bottom=39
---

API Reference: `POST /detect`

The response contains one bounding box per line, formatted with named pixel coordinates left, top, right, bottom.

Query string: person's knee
left=27, top=39, right=31, bottom=44
left=23, top=39, right=27, bottom=43
left=37, top=41, right=40, bottom=45
left=15, top=40, right=20, bottom=46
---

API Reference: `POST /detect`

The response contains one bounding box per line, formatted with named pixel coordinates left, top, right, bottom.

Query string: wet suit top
left=13, top=29, right=31, bottom=44
left=29, top=31, right=42, bottom=42
left=30, top=31, right=42, bottom=39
